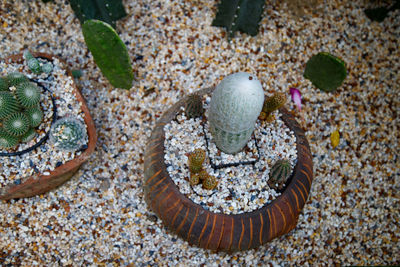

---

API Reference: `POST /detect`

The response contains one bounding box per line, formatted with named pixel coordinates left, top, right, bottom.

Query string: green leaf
left=82, top=19, right=134, bottom=89
left=212, top=0, right=265, bottom=38
left=69, top=0, right=127, bottom=28
left=304, top=52, right=347, bottom=92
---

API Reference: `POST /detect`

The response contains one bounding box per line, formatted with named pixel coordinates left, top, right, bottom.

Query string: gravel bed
left=0, top=57, right=87, bottom=190
left=164, top=101, right=297, bottom=215
left=0, top=0, right=399, bottom=266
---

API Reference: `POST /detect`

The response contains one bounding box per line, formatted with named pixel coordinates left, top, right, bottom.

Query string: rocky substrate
left=0, top=0, right=399, bottom=266
left=164, top=100, right=297, bottom=215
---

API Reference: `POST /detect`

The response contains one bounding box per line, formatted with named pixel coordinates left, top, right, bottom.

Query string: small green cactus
left=0, top=77, right=9, bottom=91
left=260, top=92, right=287, bottom=121
left=25, top=106, right=43, bottom=127
left=82, top=19, right=134, bottom=89
left=50, top=117, right=88, bottom=151
left=185, top=94, right=204, bottom=119
left=21, top=128, right=36, bottom=143
left=0, top=128, right=18, bottom=149
left=187, top=148, right=206, bottom=174
left=41, top=63, right=53, bottom=74
left=0, top=91, right=21, bottom=119
left=189, top=173, right=200, bottom=186
left=23, top=50, right=53, bottom=75
left=6, top=72, right=29, bottom=87
left=202, top=175, right=217, bottom=190
left=304, top=52, right=347, bottom=92
left=3, top=112, right=30, bottom=137
left=15, top=82, right=41, bottom=108
left=268, top=159, right=292, bottom=190
left=27, top=58, right=42, bottom=74
left=197, top=169, right=209, bottom=181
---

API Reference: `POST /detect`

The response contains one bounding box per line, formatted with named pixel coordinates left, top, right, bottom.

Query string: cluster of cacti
left=187, top=149, right=218, bottom=190
left=259, top=92, right=287, bottom=122
left=23, top=50, right=53, bottom=75
left=82, top=19, right=134, bottom=89
left=49, top=117, right=88, bottom=152
left=0, top=73, right=43, bottom=149
left=209, top=72, right=264, bottom=154
left=268, top=159, right=291, bottom=190
left=304, top=52, right=347, bottom=92
left=185, top=93, right=204, bottom=119
left=212, top=0, right=265, bottom=38
left=69, top=0, right=127, bottom=29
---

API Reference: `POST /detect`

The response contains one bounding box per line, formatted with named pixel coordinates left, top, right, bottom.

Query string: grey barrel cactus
left=208, top=72, right=264, bottom=154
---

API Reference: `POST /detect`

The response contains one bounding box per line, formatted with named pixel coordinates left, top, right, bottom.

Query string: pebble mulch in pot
left=164, top=96, right=297, bottom=215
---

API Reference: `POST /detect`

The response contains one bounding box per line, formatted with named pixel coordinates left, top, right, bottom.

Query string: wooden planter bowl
left=0, top=53, right=97, bottom=200
left=143, top=87, right=313, bottom=252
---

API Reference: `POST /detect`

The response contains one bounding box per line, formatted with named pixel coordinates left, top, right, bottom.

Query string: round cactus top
left=209, top=72, right=264, bottom=133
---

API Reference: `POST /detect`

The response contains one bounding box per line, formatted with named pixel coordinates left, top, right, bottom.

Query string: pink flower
left=290, top=87, right=302, bottom=111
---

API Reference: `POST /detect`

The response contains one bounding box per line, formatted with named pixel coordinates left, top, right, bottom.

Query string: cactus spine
left=209, top=72, right=264, bottom=154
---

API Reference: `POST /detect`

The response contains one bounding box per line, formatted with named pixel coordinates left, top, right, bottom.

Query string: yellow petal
left=330, top=130, right=340, bottom=149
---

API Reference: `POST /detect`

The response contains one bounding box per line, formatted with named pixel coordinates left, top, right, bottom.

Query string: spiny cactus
left=23, top=50, right=54, bottom=75
left=6, top=72, right=29, bottom=87
left=189, top=173, right=200, bottom=186
left=3, top=112, right=30, bottom=137
left=209, top=72, right=264, bottom=154
left=187, top=148, right=206, bottom=174
left=15, top=82, right=41, bottom=108
left=50, top=117, right=88, bottom=151
left=82, top=19, right=134, bottom=89
left=212, top=0, right=265, bottom=38
left=24, top=50, right=42, bottom=74
left=0, top=77, right=9, bottom=91
left=26, top=106, right=43, bottom=128
left=0, top=91, right=21, bottom=119
left=69, top=0, right=127, bottom=29
left=185, top=94, right=204, bottom=119
left=0, top=128, right=18, bottom=149
left=0, top=73, right=44, bottom=150
left=202, top=174, right=218, bottom=190
left=268, top=159, right=292, bottom=190
left=260, top=92, right=287, bottom=121
left=21, top=128, right=37, bottom=143
left=304, top=52, right=347, bottom=92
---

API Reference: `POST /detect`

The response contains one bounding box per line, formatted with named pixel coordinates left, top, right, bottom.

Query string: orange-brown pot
left=143, top=87, right=313, bottom=252
left=0, top=53, right=97, bottom=200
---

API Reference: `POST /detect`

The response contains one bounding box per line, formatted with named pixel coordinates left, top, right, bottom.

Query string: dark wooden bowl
left=0, top=53, right=97, bottom=200
left=143, top=87, right=313, bottom=252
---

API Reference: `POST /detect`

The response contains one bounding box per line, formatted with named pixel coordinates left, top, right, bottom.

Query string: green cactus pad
left=25, top=106, right=43, bottom=127
left=15, top=82, right=41, bottom=108
left=69, top=0, right=127, bottom=28
left=304, top=52, right=347, bottom=92
left=268, top=159, right=291, bottom=190
left=212, top=0, right=265, bottom=38
left=0, top=128, right=19, bottom=149
left=0, top=77, right=9, bottom=91
left=0, top=91, right=20, bottom=119
left=82, top=19, right=134, bottom=89
left=3, top=112, right=30, bottom=137
left=50, top=117, right=88, bottom=151
left=6, top=72, right=29, bottom=87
